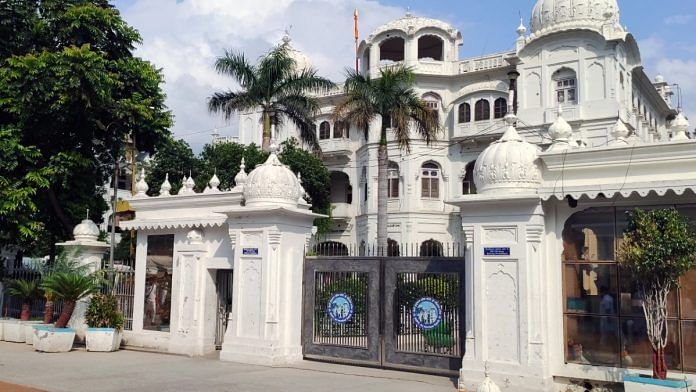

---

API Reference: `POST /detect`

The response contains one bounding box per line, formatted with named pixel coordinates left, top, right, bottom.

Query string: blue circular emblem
left=412, top=297, right=443, bottom=330
left=327, top=293, right=354, bottom=324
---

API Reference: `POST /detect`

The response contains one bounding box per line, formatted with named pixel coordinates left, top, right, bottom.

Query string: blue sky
left=112, top=0, right=696, bottom=148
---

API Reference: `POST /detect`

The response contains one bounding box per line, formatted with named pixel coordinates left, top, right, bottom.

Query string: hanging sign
left=327, top=293, right=354, bottom=324
left=242, top=248, right=259, bottom=256
left=484, top=247, right=511, bottom=256
left=412, top=297, right=443, bottom=330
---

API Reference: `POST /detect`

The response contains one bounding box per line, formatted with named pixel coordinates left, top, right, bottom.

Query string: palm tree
left=41, top=272, right=101, bottom=328
left=334, top=67, right=439, bottom=254
left=7, top=279, right=41, bottom=321
left=209, top=42, right=335, bottom=151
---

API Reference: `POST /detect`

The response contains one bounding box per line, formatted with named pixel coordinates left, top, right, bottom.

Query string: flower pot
left=4, top=320, right=40, bottom=342
left=624, top=374, right=693, bottom=392
left=25, top=324, right=53, bottom=344
left=85, top=328, right=122, bottom=352
left=32, top=326, right=75, bottom=353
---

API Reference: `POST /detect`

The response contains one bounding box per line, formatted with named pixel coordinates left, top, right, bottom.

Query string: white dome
left=244, top=146, right=301, bottom=207
left=530, top=0, right=620, bottom=36
left=282, top=35, right=312, bottom=71
left=474, top=116, right=541, bottom=194
left=73, top=219, right=100, bottom=242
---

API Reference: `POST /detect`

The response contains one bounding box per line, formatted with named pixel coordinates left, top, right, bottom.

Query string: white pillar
left=220, top=211, right=315, bottom=366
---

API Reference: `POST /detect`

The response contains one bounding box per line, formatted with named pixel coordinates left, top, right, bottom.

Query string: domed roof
left=530, top=0, right=620, bottom=36
left=474, top=114, right=541, bottom=195
left=243, top=145, right=302, bottom=208
left=73, top=219, right=100, bottom=242
left=282, top=35, right=312, bottom=72
left=367, top=12, right=460, bottom=43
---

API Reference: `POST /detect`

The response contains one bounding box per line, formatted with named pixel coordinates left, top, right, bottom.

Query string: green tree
left=334, top=67, right=439, bottom=253
left=617, top=208, right=696, bottom=380
left=0, top=1, right=172, bottom=254
left=146, top=138, right=201, bottom=195
left=208, top=43, right=335, bottom=151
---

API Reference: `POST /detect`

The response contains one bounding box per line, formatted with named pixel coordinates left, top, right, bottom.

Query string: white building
left=117, top=1, right=696, bottom=391
left=237, top=0, right=683, bottom=255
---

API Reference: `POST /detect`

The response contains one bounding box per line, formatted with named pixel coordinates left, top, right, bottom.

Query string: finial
left=517, top=16, right=527, bottom=36
left=269, top=142, right=279, bottom=154
left=160, top=173, right=172, bottom=196
left=405, top=6, right=413, bottom=18
left=135, top=168, right=149, bottom=197
left=546, top=104, right=574, bottom=152
left=671, top=111, right=690, bottom=141
left=85, top=208, right=89, bottom=221
left=282, top=25, right=293, bottom=44
left=234, top=158, right=248, bottom=188
left=240, top=157, right=246, bottom=171
left=206, top=171, right=221, bottom=193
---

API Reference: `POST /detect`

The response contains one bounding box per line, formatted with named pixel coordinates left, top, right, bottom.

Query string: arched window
left=458, top=103, right=471, bottom=124
left=388, top=161, right=399, bottom=199
left=388, top=238, right=400, bottom=257
left=474, top=99, right=490, bottom=121
left=319, top=121, right=331, bottom=140
left=417, top=35, right=444, bottom=61
left=463, top=160, right=477, bottom=195
left=553, top=68, right=577, bottom=104
left=333, top=121, right=348, bottom=139
left=380, top=37, right=405, bottom=62
left=330, top=172, right=352, bottom=204
left=561, top=207, right=696, bottom=371
left=361, top=167, right=368, bottom=202
left=421, top=162, right=440, bottom=199
left=419, top=239, right=443, bottom=257
left=423, top=93, right=441, bottom=124
left=494, top=98, right=507, bottom=119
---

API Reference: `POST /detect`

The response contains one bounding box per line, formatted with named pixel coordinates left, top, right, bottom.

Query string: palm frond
left=7, top=279, right=41, bottom=300
left=41, top=272, right=102, bottom=303
left=276, top=68, right=336, bottom=96
left=214, top=50, right=256, bottom=88
left=208, top=90, right=259, bottom=118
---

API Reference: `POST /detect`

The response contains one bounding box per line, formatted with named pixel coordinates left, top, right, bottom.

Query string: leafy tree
left=0, top=1, right=172, bottom=255
left=208, top=42, right=335, bottom=151
left=334, top=67, right=439, bottom=253
left=617, top=208, right=696, bottom=380
left=146, top=138, right=201, bottom=195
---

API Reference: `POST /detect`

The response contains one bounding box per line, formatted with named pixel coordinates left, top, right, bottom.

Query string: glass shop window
left=144, top=234, right=175, bottom=332
left=562, top=206, right=696, bottom=372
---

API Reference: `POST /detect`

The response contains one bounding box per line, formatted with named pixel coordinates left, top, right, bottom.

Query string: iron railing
left=307, top=241, right=465, bottom=258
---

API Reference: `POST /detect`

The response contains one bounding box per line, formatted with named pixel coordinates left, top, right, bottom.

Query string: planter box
left=32, top=326, right=75, bottom=353
left=4, top=320, right=40, bottom=342
left=85, top=328, right=122, bottom=352
left=25, top=324, right=53, bottom=344
left=624, top=374, right=693, bottom=392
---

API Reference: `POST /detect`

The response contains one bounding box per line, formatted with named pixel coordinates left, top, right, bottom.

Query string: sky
left=112, top=0, right=696, bottom=150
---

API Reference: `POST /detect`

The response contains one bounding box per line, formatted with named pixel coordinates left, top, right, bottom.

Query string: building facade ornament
left=546, top=106, right=574, bottom=152
left=608, top=119, right=630, bottom=147
left=474, top=113, right=542, bottom=194
left=530, top=0, right=621, bottom=38
left=73, top=218, right=100, bottom=242
left=159, top=173, right=172, bottom=196
left=671, top=111, right=690, bottom=141
left=205, top=173, right=221, bottom=193
left=134, top=168, right=149, bottom=198
left=243, top=145, right=302, bottom=208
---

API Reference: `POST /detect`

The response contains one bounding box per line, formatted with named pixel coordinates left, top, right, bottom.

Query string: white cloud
left=118, top=0, right=405, bottom=149
left=637, top=36, right=665, bottom=61
left=656, top=58, right=696, bottom=122
left=663, top=14, right=693, bottom=25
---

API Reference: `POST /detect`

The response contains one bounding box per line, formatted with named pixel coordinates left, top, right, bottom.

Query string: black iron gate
left=215, top=270, right=234, bottom=349
left=302, top=257, right=465, bottom=374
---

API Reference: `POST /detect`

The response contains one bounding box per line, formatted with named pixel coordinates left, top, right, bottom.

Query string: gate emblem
left=327, top=293, right=354, bottom=324
left=413, top=297, right=442, bottom=330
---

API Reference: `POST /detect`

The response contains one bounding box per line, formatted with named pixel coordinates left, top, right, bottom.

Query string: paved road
left=0, top=342, right=457, bottom=392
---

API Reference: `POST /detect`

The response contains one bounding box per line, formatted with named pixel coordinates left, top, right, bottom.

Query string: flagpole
left=354, top=8, right=359, bottom=72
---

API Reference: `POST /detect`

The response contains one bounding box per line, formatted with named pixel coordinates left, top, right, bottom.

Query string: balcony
left=319, top=138, right=352, bottom=159
left=332, top=203, right=355, bottom=221
left=415, top=60, right=448, bottom=75
left=452, top=120, right=506, bottom=141
left=458, top=53, right=510, bottom=74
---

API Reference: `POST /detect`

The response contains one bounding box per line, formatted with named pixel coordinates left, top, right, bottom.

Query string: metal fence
left=307, top=241, right=465, bottom=258
left=1, top=260, right=65, bottom=320
left=2, top=258, right=135, bottom=330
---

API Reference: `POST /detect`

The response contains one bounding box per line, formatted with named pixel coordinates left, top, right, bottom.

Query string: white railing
left=318, top=138, right=352, bottom=156
left=458, top=54, right=508, bottom=74
left=332, top=202, right=355, bottom=218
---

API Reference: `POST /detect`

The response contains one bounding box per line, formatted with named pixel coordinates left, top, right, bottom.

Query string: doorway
left=215, top=270, right=233, bottom=349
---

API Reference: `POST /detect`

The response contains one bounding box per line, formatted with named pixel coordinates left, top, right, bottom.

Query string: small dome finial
left=160, top=173, right=172, bottom=196
left=517, top=17, right=527, bottom=36
left=671, top=111, right=690, bottom=141
left=205, top=171, right=221, bottom=193
left=135, top=168, right=149, bottom=198
left=546, top=105, right=574, bottom=152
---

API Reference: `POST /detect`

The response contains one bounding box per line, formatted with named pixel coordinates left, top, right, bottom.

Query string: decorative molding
left=526, top=225, right=544, bottom=243
left=267, top=230, right=282, bottom=251
left=483, top=227, right=518, bottom=244
left=461, top=226, right=475, bottom=244
left=120, top=217, right=226, bottom=231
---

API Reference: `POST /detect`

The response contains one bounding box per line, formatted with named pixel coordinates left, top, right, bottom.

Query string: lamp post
left=508, top=70, right=520, bottom=115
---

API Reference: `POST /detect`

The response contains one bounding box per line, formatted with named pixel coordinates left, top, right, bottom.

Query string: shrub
left=85, top=293, right=124, bottom=330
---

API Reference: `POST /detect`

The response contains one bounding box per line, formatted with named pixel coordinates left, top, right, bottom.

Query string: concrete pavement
left=0, top=342, right=457, bottom=392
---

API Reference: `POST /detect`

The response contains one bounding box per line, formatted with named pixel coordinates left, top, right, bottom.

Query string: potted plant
left=618, top=208, right=696, bottom=391
left=33, top=271, right=101, bottom=352
left=4, top=279, right=42, bottom=342
left=85, top=293, right=124, bottom=352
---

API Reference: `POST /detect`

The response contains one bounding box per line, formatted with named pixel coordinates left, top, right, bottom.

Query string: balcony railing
left=452, top=119, right=506, bottom=140
left=319, top=138, right=352, bottom=157
left=332, top=202, right=355, bottom=219
left=458, top=53, right=509, bottom=74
